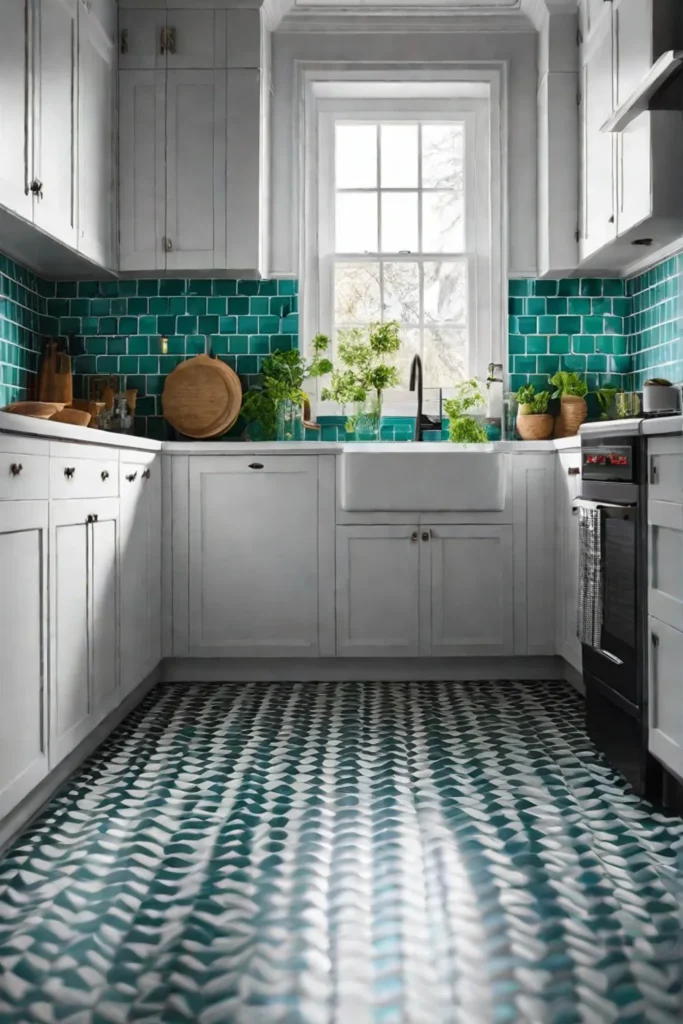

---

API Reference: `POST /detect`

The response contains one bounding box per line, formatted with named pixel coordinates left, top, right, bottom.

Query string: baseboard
left=161, top=656, right=567, bottom=683
left=562, top=659, right=586, bottom=696
left=0, top=667, right=161, bottom=857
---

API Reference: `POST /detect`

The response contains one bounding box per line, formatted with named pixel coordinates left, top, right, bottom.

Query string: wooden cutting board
left=162, top=355, right=242, bottom=439
left=38, top=342, right=73, bottom=405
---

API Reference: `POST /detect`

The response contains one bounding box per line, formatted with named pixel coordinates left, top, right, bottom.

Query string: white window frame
left=296, top=69, right=505, bottom=416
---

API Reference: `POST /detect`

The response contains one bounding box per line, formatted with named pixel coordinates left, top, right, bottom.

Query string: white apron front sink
left=339, top=444, right=507, bottom=512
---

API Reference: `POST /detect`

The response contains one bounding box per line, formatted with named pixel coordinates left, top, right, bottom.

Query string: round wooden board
left=162, top=355, right=242, bottom=439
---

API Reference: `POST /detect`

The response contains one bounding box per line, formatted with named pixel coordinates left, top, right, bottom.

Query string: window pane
left=336, top=193, right=378, bottom=252
left=422, top=124, right=464, bottom=190
left=336, top=124, right=377, bottom=189
left=381, top=193, right=418, bottom=253
left=423, top=262, right=467, bottom=324
left=383, top=262, right=420, bottom=323
left=380, top=124, right=418, bottom=188
left=422, top=192, right=465, bottom=253
left=423, top=326, right=468, bottom=387
left=334, top=263, right=381, bottom=323
left=393, top=326, right=421, bottom=388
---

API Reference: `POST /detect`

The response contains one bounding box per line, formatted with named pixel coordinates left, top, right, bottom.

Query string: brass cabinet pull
left=10, top=463, right=23, bottom=476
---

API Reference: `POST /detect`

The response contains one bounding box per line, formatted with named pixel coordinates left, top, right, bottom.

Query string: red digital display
left=584, top=451, right=630, bottom=468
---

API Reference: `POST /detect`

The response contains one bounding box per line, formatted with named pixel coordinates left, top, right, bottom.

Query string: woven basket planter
left=516, top=413, right=554, bottom=441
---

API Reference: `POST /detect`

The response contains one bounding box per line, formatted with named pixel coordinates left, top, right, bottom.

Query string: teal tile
left=177, top=315, right=197, bottom=333
left=580, top=279, right=602, bottom=296
left=238, top=279, right=260, bottom=296
left=138, top=280, right=159, bottom=296
left=208, top=298, right=227, bottom=315
left=561, top=354, right=586, bottom=372
left=558, top=279, right=580, bottom=296
left=228, top=297, right=249, bottom=316
left=186, top=336, right=206, bottom=355
left=119, top=356, right=139, bottom=374
left=508, top=298, right=524, bottom=315
left=603, top=278, right=626, bottom=295
left=99, top=317, right=117, bottom=334
left=199, top=315, right=219, bottom=334
left=546, top=298, right=567, bottom=315
left=149, top=297, right=169, bottom=315
left=516, top=316, right=537, bottom=334
left=213, top=280, right=237, bottom=296
left=210, top=335, right=228, bottom=354
left=526, top=336, right=547, bottom=354
left=587, top=355, right=607, bottom=372
left=568, top=298, right=592, bottom=316
left=146, top=374, right=165, bottom=394
left=529, top=373, right=551, bottom=392
left=509, top=279, right=531, bottom=296
left=97, top=355, right=119, bottom=372
left=60, top=317, right=81, bottom=333
left=70, top=299, right=90, bottom=316
left=558, top=316, right=581, bottom=334
left=508, top=336, right=525, bottom=355
left=249, top=336, right=270, bottom=354
left=81, top=317, right=98, bottom=334
left=128, top=336, right=149, bottom=355
left=596, top=336, right=614, bottom=354
left=118, top=281, right=137, bottom=297
left=228, top=336, right=249, bottom=354
left=111, top=299, right=127, bottom=316
left=187, top=279, right=212, bottom=296
left=278, top=279, right=296, bottom=295
left=259, top=315, right=281, bottom=335
left=169, top=297, right=186, bottom=315
left=139, top=356, right=159, bottom=374
left=78, top=281, right=99, bottom=297
left=270, top=297, right=291, bottom=317
left=238, top=316, right=258, bottom=334
left=538, top=316, right=556, bottom=334
left=83, top=336, right=107, bottom=355
left=272, top=335, right=293, bottom=352
left=91, top=298, right=110, bottom=316
left=165, top=336, right=185, bottom=355
left=534, top=280, right=558, bottom=297
left=250, top=297, right=270, bottom=315
left=108, top=337, right=127, bottom=355
left=158, top=316, right=176, bottom=336
left=187, top=297, right=207, bottom=316
left=128, top=297, right=148, bottom=315
left=549, top=335, right=570, bottom=354
left=120, top=316, right=139, bottom=334
left=259, top=280, right=279, bottom=296
left=139, top=316, right=157, bottom=334
left=237, top=355, right=258, bottom=374
left=591, top=297, right=612, bottom=315
left=56, top=281, right=77, bottom=298
left=219, top=316, right=237, bottom=333
left=74, top=355, right=97, bottom=374
left=160, top=279, right=185, bottom=296
left=572, top=335, right=595, bottom=354
left=538, top=356, right=560, bottom=375
left=526, top=298, right=546, bottom=316
left=515, top=355, right=536, bottom=373
left=611, top=355, right=631, bottom=373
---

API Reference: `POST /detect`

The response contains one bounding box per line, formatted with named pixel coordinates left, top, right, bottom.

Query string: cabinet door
left=584, top=0, right=612, bottom=38
left=649, top=616, right=683, bottom=782
left=336, top=526, right=420, bottom=657
left=615, top=0, right=653, bottom=235
left=90, top=498, right=119, bottom=722
left=120, top=457, right=161, bottom=697
left=165, top=70, right=227, bottom=271
left=118, top=7, right=166, bottom=70
left=50, top=499, right=92, bottom=766
left=556, top=451, right=583, bottom=673
left=0, top=0, right=34, bottom=220
left=649, top=501, right=683, bottom=632
left=649, top=438, right=683, bottom=504
left=0, top=502, right=48, bottom=819
left=226, top=69, right=262, bottom=272
left=422, top=525, right=514, bottom=657
left=34, top=0, right=78, bottom=247
left=78, top=0, right=115, bottom=267
left=166, top=10, right=222, bottom=70
left=581, top=13, right=616, bottom=259
left=188, top=456, right=319, bottom=656
left=119, top=70, right=166, bottom=272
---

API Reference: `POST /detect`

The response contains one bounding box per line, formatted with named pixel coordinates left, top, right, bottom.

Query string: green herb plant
left=240, top=335, right=333, bottom=439
left=548, top=371, right=588, bottom=399
left=595, top=385, right=619, bottom=420
left=516, top=383, right=550, bottom=414
left=443, top=379, right=489, bottom=444
left=321, top=321, right=401, bottom=432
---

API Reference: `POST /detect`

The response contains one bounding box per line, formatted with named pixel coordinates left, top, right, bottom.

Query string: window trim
left=296, top=65, right=506, bottom=413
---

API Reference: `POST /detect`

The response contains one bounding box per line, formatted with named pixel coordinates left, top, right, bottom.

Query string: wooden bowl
left=4, top=401, right=66, bottom=419
left=50, top=408, right=92, bottom=428
left=516, top=413, right=554, bottom=441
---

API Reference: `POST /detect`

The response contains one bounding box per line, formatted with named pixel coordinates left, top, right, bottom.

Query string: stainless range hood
left=602, top=50, right=683, bottom=133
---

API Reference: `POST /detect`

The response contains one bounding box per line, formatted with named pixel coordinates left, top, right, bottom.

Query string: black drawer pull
left=10, top=463, right=23, bottom=476
left=567, top=467, right=580, bottom=476
left=249, top=462, right=264, bottom=470
left=101, top=470, right=109, bottom=481
left=86, top=513, right=99, bottom=524
left=126, top=472, right=138, bottom=482
left=142, top=468, right=151, bottom=480
left=64, top=467, right=75, bottom=479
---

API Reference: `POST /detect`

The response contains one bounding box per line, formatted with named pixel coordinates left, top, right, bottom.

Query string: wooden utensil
left=4, top=401, right=66, bottom=419
left=38, top=340, right=59, bottom=403
left=162, top=354, right=242, bottom=439
left=52, top=350, right=73, bottom=406
left=72, top=399, right=104, bottom=427
left=50, top=408, right=92, bottom=428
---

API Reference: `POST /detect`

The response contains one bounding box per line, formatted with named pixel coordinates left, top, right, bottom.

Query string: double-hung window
left=315, top=96, right=494, bottom=396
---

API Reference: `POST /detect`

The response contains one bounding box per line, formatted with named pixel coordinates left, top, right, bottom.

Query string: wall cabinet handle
left=64, top=466, right=75, bottom=478
left=421, top=530, right=431, bottom=542
left=86, top=513, right=99, bottom=524
left=163, top=237, right=173, bottom=253
left=101, top=470, right=109, bottom=481
left=248, top=462, right=264, bottom=470
left=167, top=26, right=176, bottom=54
left=142, top=468, right=151, bottom=480
left=651, top=632, right=660, bottom=648
left=120, top=28, right=128, bottom=54
left=160, top=26, right=166, bottom=54
left=411, top=530, right=418, bottom=542
left=10, top=463, right=23, bottom=476
left=126, top=472, right=138, bottom=482
left=650, top=462, right=658, bottom=485
left=29, top=178, right=43, bottom=199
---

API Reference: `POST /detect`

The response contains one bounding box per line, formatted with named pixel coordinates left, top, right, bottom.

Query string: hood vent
left=602, top=50, right=683, bottom=133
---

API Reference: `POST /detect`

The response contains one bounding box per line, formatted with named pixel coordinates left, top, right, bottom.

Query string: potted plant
left=443, top=379, right=489, bottom=443
left=549, top=370, right=588, bottom=437
left=515, top=383, right=553, bottom=440
left=321, top=321, right=401, bottom=439
left=240, top=335, right=333, bottom=440
left=595, top=385, right=619, bottom=421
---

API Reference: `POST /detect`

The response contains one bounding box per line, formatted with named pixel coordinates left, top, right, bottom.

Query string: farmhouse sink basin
left=339, top=445, right=507, bottom=512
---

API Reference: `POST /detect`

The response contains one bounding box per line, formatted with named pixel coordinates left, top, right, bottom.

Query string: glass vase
left=276, top=399, right=305, bottom=442
left=350, top=393, right=383, bottom=441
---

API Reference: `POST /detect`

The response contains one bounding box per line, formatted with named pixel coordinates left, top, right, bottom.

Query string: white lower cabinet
left=649, top=616, right=683, bottom=782
left=556, top=450, right=582, bottom=673
left=0, top=502, right=49, bottom=819
left=649, top=500, right=683, bottom=631
left=336, top=523, right=513, bottom=657
left=187, top=456, right=322, bottom=657
left=120, top=455, right=161, bottom=698
left=50, top=497, right=119, bottom=767
left=336, top=526, right=421, bottom=657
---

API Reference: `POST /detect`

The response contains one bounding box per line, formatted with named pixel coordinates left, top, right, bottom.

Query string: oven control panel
left=582, top=446, right=634, bottom=482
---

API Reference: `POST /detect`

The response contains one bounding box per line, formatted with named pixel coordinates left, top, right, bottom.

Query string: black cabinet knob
left=10, top=463, right=23, bottom=476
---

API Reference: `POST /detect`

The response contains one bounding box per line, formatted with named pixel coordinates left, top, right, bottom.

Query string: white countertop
left=0, top=411, right=583, bottom=453
left=641, top=415, right=682, bottom=436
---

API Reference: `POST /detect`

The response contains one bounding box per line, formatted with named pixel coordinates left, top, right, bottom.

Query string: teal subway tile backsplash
left=628, top=254, right=683, bottom=389
left=0, top=253, right=57, bottom=407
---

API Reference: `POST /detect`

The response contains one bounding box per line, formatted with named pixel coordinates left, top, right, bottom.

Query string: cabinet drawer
left=51, top=456, right=119, bottom=499
left=649, top=501, right=683, bottom=632
left=0, top=452, right=50, bottom=500
left=649, top=437, right=683, bottom=505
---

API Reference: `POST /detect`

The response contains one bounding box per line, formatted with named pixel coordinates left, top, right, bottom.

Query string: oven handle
left=573, top=498, right=637, bottom=512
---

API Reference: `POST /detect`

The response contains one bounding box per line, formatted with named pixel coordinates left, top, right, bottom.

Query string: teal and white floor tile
left=1, top=681, right=682, bottom=1023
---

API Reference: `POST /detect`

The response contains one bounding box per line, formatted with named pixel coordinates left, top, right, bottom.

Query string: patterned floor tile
left=1, top=681, right=682, bottom=1023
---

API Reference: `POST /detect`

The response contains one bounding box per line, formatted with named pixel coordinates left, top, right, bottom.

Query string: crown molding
left=276, top=10, right=536, bottom=33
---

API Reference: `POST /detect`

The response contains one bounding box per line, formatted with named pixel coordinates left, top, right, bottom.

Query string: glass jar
left=276, top=399, right=305, bottom=442
left=351, top=393, right=383, bottom=441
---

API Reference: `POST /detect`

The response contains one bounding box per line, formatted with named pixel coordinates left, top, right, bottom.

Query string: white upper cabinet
left=78, top=0, right=116, bottom=267
left=226, top=69, right=263, bottom=272
left=165, top=70, right=227, bottom=271
left=119, top=70, right=166, bottom=272
left=166, top=10, right=225, bottom=70
left=580, top=10, right=616, bottom=261
left=118, top=7, right=166, bottom=70
left=33, top=0, right=78, bottom=248
left=580, top=0, right=612, bottom=42
left=0, top=0, right=34, bottom=220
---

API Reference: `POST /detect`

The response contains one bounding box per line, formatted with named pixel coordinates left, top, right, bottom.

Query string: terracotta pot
left=558, top=395, right=587, bottom=437
left=516, top=413, right=554, bottom=441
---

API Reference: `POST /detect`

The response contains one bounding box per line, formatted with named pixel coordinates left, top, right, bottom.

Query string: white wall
left=269, top=26, right=539, bottom=277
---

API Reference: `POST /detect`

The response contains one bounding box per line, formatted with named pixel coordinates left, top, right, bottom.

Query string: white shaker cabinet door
left=90, top=498, right=120, bottom=723
left=188, top=456, right=320, bottom=657
left=422, top=525, right=514, bottom=657
left=336, top=526, right=420, bottom=658
left=0, top=0, right=34, bottom=220
left=50, top=500, right=93, bottom=767
left=614, top=0, right=653, bottom=237
left=0, top=502, right=48, bottom=820
left=581, top=12, right=616, bottom=260
left=120, top=457, right=161, bottom=698
left=649, top=616, right=683, bottom=783
left=165, top=10, right=224, bottom=70
left=649, top=500, right=683, bottom=633
left=165, top=69, right=227, bottom=271
left=556, top=451, right=583, bottom=674
left=33, top=0, right=78, bottom=248
left=78, top=0, right=116, bottom=267
left=118, top=7, right=166, bottom=71
left=118, top=70, right=166, bottom=272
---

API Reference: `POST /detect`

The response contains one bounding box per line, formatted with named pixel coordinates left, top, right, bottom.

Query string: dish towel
left=577, top=505, right=603, bottom=649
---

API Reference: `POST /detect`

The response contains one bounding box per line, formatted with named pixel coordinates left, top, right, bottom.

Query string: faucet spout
left=409, top=354, right=423, bottom=442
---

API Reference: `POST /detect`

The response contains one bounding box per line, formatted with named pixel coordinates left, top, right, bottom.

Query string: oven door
left=575, top=498, right=640, bottom=711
